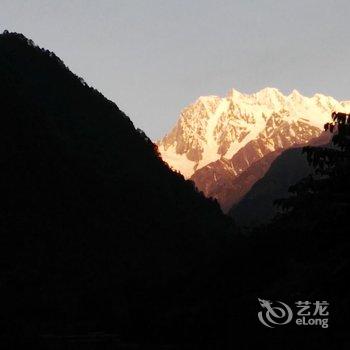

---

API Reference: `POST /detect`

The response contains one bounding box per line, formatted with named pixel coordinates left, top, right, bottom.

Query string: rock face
left=193, top=149, right=283, bottom=213
left=158, top=88, right=350, bottom=211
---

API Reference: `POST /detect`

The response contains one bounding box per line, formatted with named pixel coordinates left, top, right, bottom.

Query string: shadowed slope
left=230, top=147, right=312, bottom=226
left=229, top=132, right=332, bottom=226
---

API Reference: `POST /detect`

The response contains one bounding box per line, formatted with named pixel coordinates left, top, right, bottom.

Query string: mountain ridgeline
left=158, top=88, right=350, bottom=214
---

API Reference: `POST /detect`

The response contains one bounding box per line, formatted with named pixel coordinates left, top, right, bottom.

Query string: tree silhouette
left=275, top=112, right=350, bottom=217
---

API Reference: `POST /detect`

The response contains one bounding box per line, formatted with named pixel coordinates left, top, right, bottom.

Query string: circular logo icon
left=258, top=298, right=293, bottom=328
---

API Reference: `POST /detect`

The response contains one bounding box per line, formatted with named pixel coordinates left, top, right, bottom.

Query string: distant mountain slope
left=229, top=147, right=313, bottom=226
left=191, top=149, right=283, bottom=212
left=0, top=32, right=235, bottom=339
left=194, top=132, right=333, bottom=213
left=229, top=131, right=332, bottom=226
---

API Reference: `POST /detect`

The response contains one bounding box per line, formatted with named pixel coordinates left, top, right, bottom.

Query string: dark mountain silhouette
left=0, top=31, right=239, bottom=343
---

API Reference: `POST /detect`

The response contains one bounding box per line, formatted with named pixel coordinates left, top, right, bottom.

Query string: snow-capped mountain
left=158, top=88, right=350, bottom=178
left=157, top=88, right=350, bottom=211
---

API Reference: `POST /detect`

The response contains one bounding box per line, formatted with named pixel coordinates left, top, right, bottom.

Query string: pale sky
left=1, top=0, right=349, bottom=139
